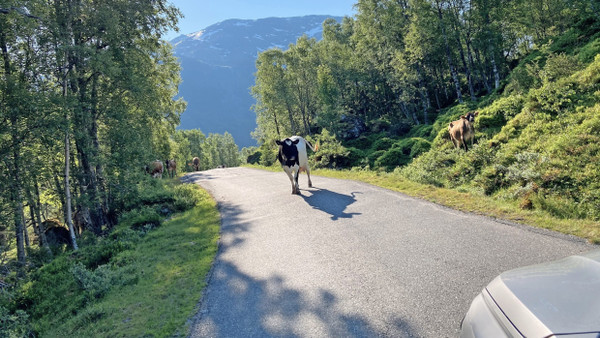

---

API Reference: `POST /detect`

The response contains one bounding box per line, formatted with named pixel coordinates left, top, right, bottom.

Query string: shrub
left=474, top=164, right=509, bottom=195
left=118, top=207, right=161, bottom=231
left=526, top=80, right=577, bottom=116
left=246, top=150, right=261, bottom=164
left=70, top=263, right=138, bottom=301
left=0, top=306, right=32, bottom=338
left=173, top=184, right=203, bottom=211
left=311, top=129, right=351, bottom=168
left=372, top=137, right=395, bottom=151
left=375, top=148, right=410, bottom=171
left=477, top=95, right=524, bottom=132
left=408, top=124, right=434, bottom=139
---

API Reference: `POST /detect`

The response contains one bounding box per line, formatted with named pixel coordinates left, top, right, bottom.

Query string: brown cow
left=449, top=111, right=478, bottom=151
left=192, top=157, right=200, bottom=171
left=145, top=160, right=164, bottom=178
left=166, top=159, right=177, bottom=178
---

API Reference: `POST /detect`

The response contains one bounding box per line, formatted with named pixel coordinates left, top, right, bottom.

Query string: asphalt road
left=184, top=167, right=597, bottom=337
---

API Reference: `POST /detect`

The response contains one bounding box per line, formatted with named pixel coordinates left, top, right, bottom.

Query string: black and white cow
left=276, top=136, right=317, bottom=194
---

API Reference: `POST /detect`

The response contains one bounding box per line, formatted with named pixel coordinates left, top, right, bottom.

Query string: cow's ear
left=275, top=140, right=282, bottom=145
left=292, top=139, right=300, bottom=144
left=449, top=122, right=454, bottom=128
left=460, top=115, right=467, bottom=119
left=474, top=111, right=479, bottom=116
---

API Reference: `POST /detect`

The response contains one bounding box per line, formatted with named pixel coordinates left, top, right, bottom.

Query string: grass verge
left=246, top=164, right=600, bottom=244
left=11, top=181, right=220, bottom=337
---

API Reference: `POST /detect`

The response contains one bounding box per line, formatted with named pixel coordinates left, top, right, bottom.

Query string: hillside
left=171, top=15, right=342, bottom=148
left=249, top=7, right=600, bottom=227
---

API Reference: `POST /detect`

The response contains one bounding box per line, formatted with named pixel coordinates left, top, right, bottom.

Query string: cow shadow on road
left=300, top=188, right=362, bottom=221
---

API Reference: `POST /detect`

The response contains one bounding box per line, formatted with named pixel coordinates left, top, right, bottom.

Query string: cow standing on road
left=192, top=157, right=200, bottom=171
left=449, top=111, right=478, bottom=151
left=276, top=136, right=318, bottom=195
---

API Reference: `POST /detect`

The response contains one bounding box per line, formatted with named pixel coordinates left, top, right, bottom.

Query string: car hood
left=486, top=249, right=600, bottom=337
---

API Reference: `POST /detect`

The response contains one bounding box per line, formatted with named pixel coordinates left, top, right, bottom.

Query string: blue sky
left=164, top=0, right=357, bottom=40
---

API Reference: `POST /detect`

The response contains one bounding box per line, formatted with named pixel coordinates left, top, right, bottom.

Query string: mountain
left=171, top=15, right=342, bottom=148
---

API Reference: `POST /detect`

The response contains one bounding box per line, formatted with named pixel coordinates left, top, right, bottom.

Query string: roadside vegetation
left=1, top=179, right=220, bottom=337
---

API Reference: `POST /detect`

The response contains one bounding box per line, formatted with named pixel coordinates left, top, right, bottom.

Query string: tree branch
left=0, top=7, right=41, bottom=20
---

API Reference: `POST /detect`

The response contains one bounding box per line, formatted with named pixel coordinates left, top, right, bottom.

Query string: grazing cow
left=166, top=159, right=177, bottom=178
left=449, top=111, right=479, bottom=151
left=276, top=136, right=318, bottom=195
left=145, top=160, right=164, bottom=178
left=192, top=157, right=200, bottom=171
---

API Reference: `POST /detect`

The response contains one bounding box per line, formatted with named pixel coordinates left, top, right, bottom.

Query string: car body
left=460, top=249, right=600, bottom=337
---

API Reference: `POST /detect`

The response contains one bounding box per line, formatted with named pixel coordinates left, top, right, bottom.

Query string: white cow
left=276, top=136, right=317, bottom=194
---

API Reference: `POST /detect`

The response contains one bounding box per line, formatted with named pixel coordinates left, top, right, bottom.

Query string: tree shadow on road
left=300, top=188, right=362, bottom=220
left=187, top=184, right=418, bottom=337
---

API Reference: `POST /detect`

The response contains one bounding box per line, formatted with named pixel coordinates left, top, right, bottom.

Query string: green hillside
left=402, top=20, right=600, bottom=222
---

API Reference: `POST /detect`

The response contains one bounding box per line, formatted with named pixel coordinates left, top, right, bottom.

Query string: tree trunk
left=273, top=110, right=281, bottom=138
left=490, top=48, right=500, bottom=89
left=21, top=206, right=30, bottom=248
left=32, top=181, right=52, bottom=256
left=436, top=2, right=463, bottom=103
left=65, top=131, right=79, bottom=250
left=11, top=148, right=27, bottom=269
left=474, top=47, right=491, bottom=93
left=286, top=101, right=297, bottom=135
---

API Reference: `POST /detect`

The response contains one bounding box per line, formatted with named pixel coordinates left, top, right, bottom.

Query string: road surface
left=184, top=167, right=596, bottom=337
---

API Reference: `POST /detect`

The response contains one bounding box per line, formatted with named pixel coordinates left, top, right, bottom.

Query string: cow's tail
left=306, top=139, right=319, bottom=152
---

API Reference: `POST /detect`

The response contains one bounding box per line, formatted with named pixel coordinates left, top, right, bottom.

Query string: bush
left=70, top=263, right=138, bottom=301
left=0, top=306, right=32, bottom=338
left=118, top=207, right=161, bottom=231
left=173, top=184, right=203, bottom=212
left=375, top=148, right=410, bottom=171
left=372, top=137, right=395, bottom=151
left=246, top=150, right=261, bottom=164
left=477, top=95, right=524, bottom=132
left=311, top=130, right=351, bottom=168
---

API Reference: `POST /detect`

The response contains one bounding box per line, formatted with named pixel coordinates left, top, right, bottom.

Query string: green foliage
left=173, top=183, right=205, bottom=211
left=372, top=137, right=395, bottom=151
left=11, top=181, right=219, bottom=337
left=311, top=130, right=351, bottom=169
left=70, top=263, right=138, bottom=301
left=0, top=306, right=32, bottom=338
left=478, top=96, right=524, bottom=130
left=118, top=207, right=161, bottom=231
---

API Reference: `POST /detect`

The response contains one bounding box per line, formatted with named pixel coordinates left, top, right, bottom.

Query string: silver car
left=460, top=249, right=600, bottom=337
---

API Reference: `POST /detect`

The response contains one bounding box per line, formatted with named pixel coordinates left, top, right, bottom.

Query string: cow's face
left=276, top=138, right=300, bottom=166
left=463, top=111, right=479, bottom=123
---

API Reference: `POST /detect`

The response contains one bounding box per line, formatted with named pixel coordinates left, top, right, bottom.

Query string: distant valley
left=170, top=15, right=342, bottom=148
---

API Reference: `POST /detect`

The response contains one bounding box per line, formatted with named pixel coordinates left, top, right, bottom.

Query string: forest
left=1, top=1, right=239, bottom=335
left=250, top=0, right=600, bottom=221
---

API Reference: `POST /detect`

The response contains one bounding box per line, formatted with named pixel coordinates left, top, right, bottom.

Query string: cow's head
left=276, top=138, right=300, bottom=166
left=461, top=111, right=479, bottom=123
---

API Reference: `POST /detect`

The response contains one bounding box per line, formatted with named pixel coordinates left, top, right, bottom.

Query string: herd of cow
left=145, top=112, right=478, bottom=191
left=144, top=157, right=202, bottom=179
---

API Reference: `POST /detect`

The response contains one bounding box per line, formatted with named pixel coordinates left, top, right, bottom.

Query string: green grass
left=247, top=164, right=600, bottom=244
left=11, top=182, right=220, bottom=338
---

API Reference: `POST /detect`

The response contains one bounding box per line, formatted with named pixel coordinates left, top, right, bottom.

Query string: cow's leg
left=305, top=166, right=313, bottom=188
left=283, top=166, right=296, bottom=194
left=461, top=136, right=468, bottom=151
left=293, top=167, right=300, bottom=194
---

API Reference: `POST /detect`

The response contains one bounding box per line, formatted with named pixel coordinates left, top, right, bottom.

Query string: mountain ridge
left=171, top=15, right=343, bottom=148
